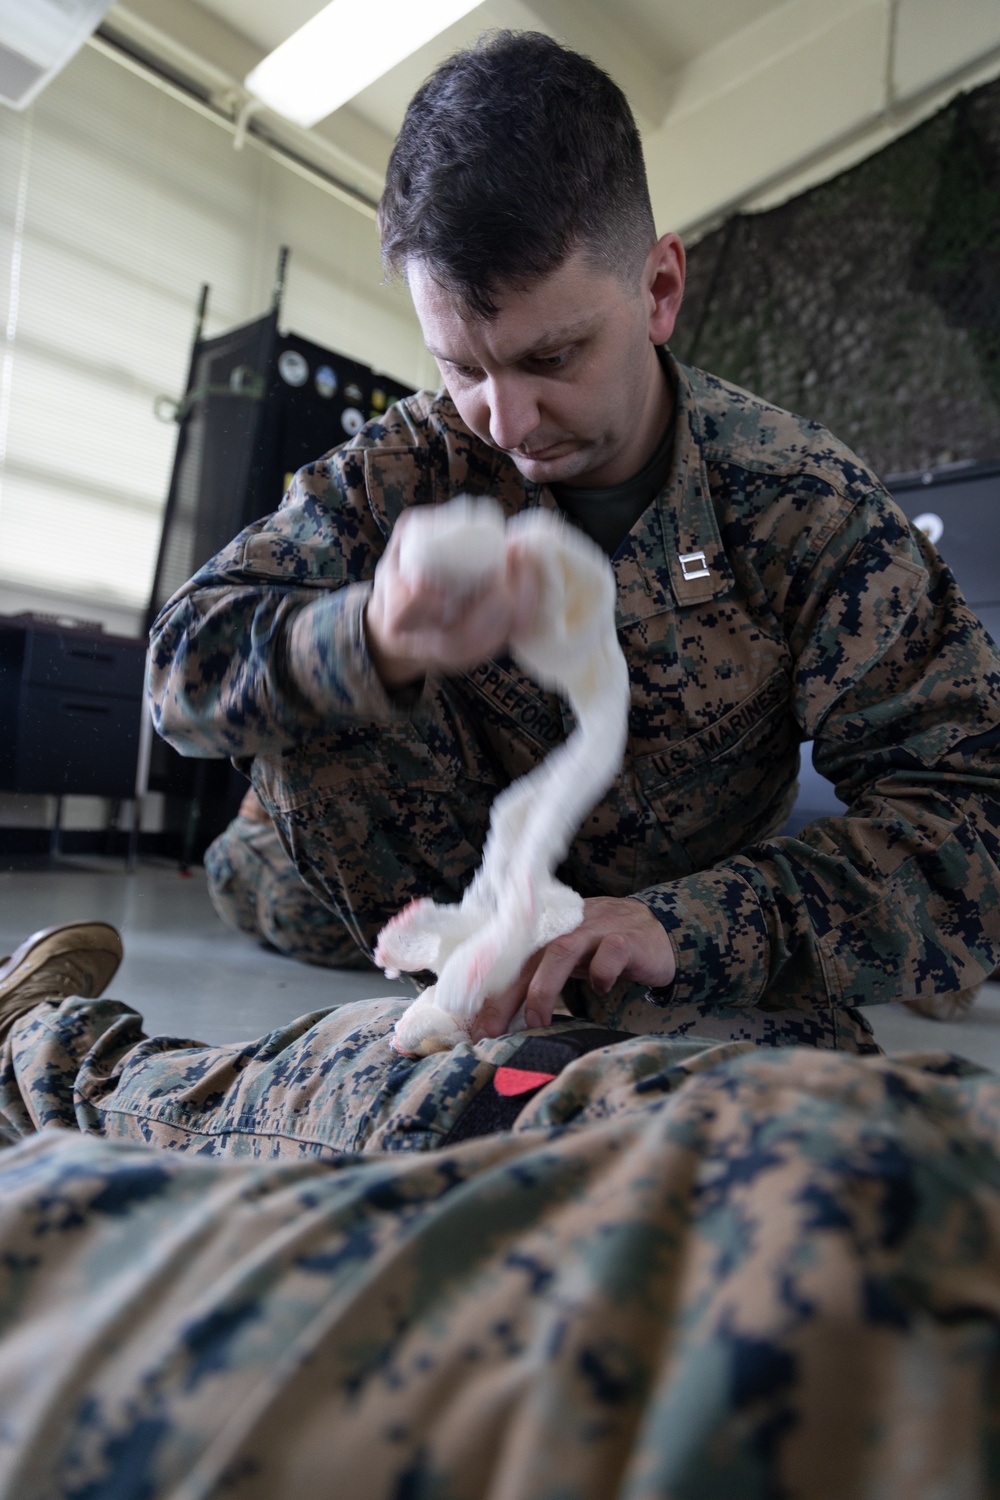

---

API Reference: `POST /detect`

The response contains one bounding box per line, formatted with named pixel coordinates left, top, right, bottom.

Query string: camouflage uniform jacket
left=149, top=354, right=1000, bottom=1021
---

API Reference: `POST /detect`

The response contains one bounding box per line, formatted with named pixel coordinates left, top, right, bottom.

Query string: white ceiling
left=190, top=0, right=789, bottom=137
left=192, top=0, right=348, bottom=56
left=195, top=0, right=781, bottom=64
left=107, top=0, right=1000, bottom=237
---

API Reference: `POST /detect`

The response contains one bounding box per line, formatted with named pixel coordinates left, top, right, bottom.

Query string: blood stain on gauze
left=374, top=495, right=631, bottom=1057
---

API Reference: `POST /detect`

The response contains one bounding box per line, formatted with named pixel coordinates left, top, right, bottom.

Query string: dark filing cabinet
left=0, top=616, right=146, bottom=801
left=787, top=461, right=1000, bottom=834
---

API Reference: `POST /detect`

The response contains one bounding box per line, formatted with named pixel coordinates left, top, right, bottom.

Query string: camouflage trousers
left=1, top=992, right=1000, bottom=1495
left=0, top=992, right=715, bottom=1158
left=204, top=813, right=370, bottom=968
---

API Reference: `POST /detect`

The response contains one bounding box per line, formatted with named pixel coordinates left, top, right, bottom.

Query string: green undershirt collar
left=550, top=353, right=676, bottom=557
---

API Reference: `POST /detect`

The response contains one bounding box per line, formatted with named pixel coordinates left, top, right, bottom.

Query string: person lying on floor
left=1, top=918, right=999, bottom=1500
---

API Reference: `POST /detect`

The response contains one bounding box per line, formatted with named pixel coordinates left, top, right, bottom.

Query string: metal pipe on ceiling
left=86, top=27, right=380, bottom=222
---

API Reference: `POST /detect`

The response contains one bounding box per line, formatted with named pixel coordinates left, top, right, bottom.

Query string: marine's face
left=408, top=239, right=684, bottom=489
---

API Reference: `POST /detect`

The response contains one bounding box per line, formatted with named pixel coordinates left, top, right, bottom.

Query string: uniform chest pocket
left=632, top=669, right=799, bottom=865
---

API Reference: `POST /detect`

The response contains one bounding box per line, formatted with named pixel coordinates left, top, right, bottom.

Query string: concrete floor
left=0, top=855, right=413, bottom=1044
left=2, top=854, right=1000, bottom=1065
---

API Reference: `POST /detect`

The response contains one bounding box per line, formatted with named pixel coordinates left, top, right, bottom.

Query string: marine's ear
left=646, top=232, right=685, bottom=345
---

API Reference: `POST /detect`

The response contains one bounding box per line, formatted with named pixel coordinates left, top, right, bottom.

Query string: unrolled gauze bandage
left=374, top=495, right=630, bottom=1056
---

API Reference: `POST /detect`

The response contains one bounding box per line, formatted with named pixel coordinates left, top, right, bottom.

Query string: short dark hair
left=378, top=31, right=656, bottom=318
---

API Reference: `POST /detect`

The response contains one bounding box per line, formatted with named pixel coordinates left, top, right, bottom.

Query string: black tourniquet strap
left=442, top=1027, right=636, bottom=1145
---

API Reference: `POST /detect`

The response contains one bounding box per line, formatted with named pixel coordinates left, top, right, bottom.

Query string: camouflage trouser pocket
left=254, top=715, right=500, bottom=956
left=206, top=815, right=370, bottom=967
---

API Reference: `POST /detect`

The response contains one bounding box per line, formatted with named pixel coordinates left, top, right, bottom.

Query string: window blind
left=0, top=42, right=429, bottom=634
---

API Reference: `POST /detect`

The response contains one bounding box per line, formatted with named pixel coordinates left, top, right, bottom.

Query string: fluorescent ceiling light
left=245, top=0, right=485, bottom=128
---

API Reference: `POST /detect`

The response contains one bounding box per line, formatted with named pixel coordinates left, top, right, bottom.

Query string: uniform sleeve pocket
left=240, top=531, right=344, bottom=585
left=794, top=546, right=926, bottom=736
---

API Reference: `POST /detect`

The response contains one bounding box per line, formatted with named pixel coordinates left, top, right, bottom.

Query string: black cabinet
left=0, top=617, right=146, bottom=799
left=147, top=304, right=413, bottom=629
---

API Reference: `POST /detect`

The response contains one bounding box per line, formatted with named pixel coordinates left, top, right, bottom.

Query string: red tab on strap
left=493, top=1066, right=557, bottom=1097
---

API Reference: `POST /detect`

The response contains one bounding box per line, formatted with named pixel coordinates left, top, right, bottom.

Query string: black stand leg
left=126, top=797, right=140, bottom=873
left=49, top=796, right=63, bottom=860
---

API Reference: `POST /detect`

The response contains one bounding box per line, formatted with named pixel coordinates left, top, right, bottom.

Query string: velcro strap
left=442, top=1027, right=635, bottom=1144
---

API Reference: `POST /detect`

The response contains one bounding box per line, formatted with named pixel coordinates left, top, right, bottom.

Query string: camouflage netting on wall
left=672, top=75, right=1000, bottom=480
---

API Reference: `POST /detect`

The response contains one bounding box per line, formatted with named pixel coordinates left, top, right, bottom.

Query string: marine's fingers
left=471, top=954, right=540, bottom=1040
left=506, top=546, right=542, bottom=635
left=587, top=931, right=632, bottom=996
left=392, top=580, right=450, bottom=633
left=524, top=931, right=593, bottom=1027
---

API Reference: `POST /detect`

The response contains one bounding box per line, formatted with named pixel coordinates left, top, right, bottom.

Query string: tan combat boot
left=0, top=922, right=123, bottom=1040
left=903, top=985, right=980, bottom=1022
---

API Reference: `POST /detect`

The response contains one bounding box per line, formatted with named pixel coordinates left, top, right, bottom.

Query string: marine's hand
left=237, top=787, right=270, bottom=823
left=471, top=896, right=677, bottom=1040
left=364, top=513, right=539, bottom=688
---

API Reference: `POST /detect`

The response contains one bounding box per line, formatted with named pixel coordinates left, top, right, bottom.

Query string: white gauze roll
left=374, top=494, right=630, bottom=1057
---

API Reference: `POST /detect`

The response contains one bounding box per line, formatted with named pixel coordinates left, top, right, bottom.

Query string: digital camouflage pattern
left=149, top=354, right=1000, bottom=1049
left=205, top=812, right=369, bottom=968
left=1, top=991, right=1000, bottom=1496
